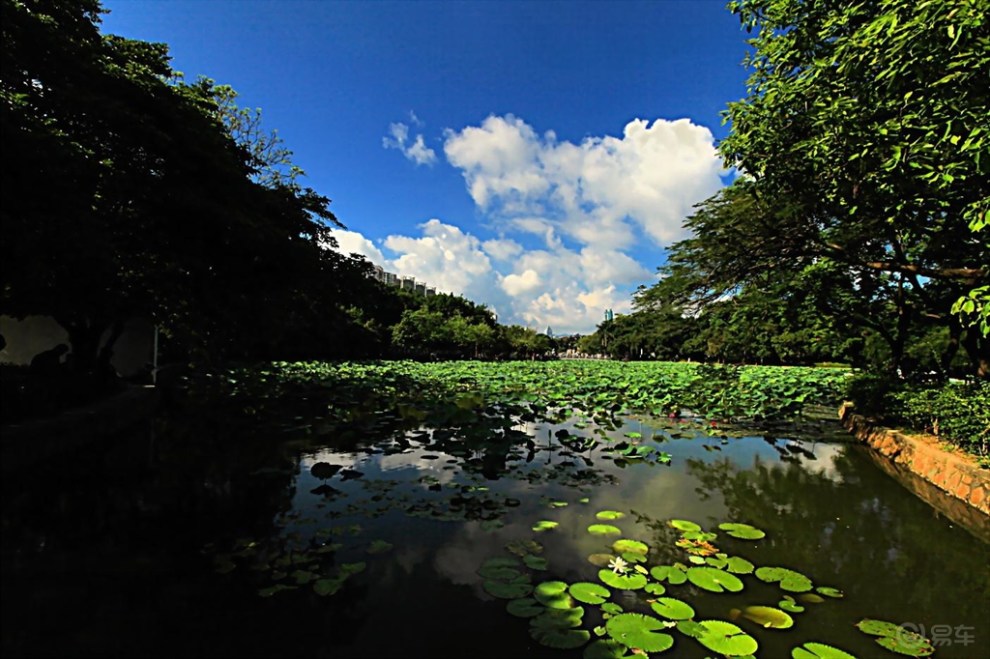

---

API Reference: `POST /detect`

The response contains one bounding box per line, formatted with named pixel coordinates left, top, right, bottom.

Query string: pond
left=2, top=363, right=988, bottom=658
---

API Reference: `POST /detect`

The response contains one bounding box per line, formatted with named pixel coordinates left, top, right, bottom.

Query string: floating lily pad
left=779, top=596, right=805, bottom=613
left=530, top=627, right=591, bottom=650
left=815, top=586, right=844, bottom=598
left=856, top=619, right=934, bottom=656
left=621, top=551, right=647, bottom=564
left=533, top=520, right=559, bottom=532
left=598, top=569, right=647, bottom=590
left=694, top=620, right=758, bottom=657
left=588, top=524, right=623, bottom=536
left=583, top=639, right=635, bottom=659
left=686, top=566, right=744, bottom=593
left=798, top=593, right=825, bottom=604
left=644, top=582, right=666, bottom=595
left=484, top=579, right=533, bottom=599
left=588, top=553, right=615, bottom=567
left=506, top=597, right=545, bottom=618
left=506, top=540, right=544, bottom=556
left=531, top=606, right=586, bottom=629
left=258, top=583, right=297, bottom=597
left=482, top=557, right=521, bottom=569
left=718, top=522, right=766, bottom=540
left=313, top=577, right=344, bottom=596
left=523, top=554, right=549, bottom=571
left=601, top=602, right=624, bottom=616
left=705, top=556, right=728, bottom=569
left=650, top=565, right=688, bottom=585
left=726, top=556, right=755, bottom=574
left=669, top=519, right=701, bottom=532
left=535, top=580, right=576, bottom=609
left=739, top=605, right=794, bottom=629
left=755, top=567, right=813, bottom=593
left=570, top=582, right=611, bottom=605
left=478, top=566, right=523, bottom=581
left=550, top=500, right=569, bottom=508
left=605, top=613, right=675, bottom=653
left=791, top=642, right=858, bottom=659
left=612, top=539, right=648, bottom=556
left=650, top=597, right=695, bottom=620
left=597, top=510, right=626, bottom=520
left=366, top=539, right=393, bottom=555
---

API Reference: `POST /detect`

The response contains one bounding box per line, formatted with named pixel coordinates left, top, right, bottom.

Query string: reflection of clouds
left=432, top=524, right=493, bottom=587
left=787, top=441, right=848, bottom=482
left=299, top=451, right=363, bottom=469
left=392, top=544, right=431, bottom=576
left=378, top=453, right=460, bottom=486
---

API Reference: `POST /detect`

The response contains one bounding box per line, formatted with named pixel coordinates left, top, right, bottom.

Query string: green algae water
left=2, top=362, right=987, bottom=658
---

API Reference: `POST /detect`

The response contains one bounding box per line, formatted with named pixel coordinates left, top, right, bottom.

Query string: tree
left=720, top=0, right=989, bottom=375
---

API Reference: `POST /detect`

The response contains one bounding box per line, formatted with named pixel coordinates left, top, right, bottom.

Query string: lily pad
left=535, top=580, right=576, bottom=609
left=366, top=539, right=393, bottom=555
left=726, top=556, right=755, bottom=574
left=531, top=606, right=586, bottom=629
left=694, top=620, right=758, bottom=657
left=718, top=522, right=766, bottom=540
left=798, top=593, right=825, bottom=604
left=523, top=554, right=549, bottom=571
left=755, top=566, right=813, bottom=593
left=779, top=596, right=805, bottom=613
left=583, top=639, right=635, bottom=659
left=484, top=578, right=533, bottom=599
left=816, top=586, right=844, bottom=598
left=598, top=569, right=647, bottom=590
left=530, top=627, right=591, bottom=650
left=650, top=565, right=688, bottom=585
left=856, top=619, right=934, bottom=656
left=791, top=642, right=858, bottom=659
left=597, top=510, right=626, bottom=520
left=570, top=582, right=612, bottom=605
left=482, top=557, right=521, bottom=569
left=313, top=577, right=344, bottom=596
left=506, top=597, right=544, bottom=618
left=605, top=613, right=675, bottom=653
left=601, top=602, right=624, bottom=615
left=650, top=597, right=695, bottom=620
left=533, top=520, right=559, bottom=532
left=478, top=566, right=523, bottom=581
left=739, top=605, right=794, bottom=629
left=612, top=539, right=649, bottom=556
left=588, top=524, right=623, bottom=536
left=669, top=519, right=701, bottom=532
left=686, top=566, right=744, bottom=593
left=588, top=553, right=615, bottom=567
left=506, top=539, right=544, bottom=556
left=644, top=582, right=666, bottom=595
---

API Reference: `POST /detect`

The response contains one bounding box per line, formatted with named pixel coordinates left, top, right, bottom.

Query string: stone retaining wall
left=840, top=403, right=989, bottom=517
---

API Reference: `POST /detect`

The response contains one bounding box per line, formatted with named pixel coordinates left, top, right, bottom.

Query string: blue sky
left=100, top=0, right=750, bottom=333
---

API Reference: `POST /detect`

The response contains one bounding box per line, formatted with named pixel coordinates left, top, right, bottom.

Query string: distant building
left=546, top=326, right=554, bottom=338
left=414, top=282, right=426, bottom=295
left=425, top=287, right=436, bottom=297
left=400, top=276, right=416, bottom=291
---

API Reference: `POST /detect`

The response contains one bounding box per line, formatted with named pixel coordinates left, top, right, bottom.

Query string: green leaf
left=670, top=519, right=701, bottom=532
left=506, top=597, right=544, bottom=618
left=693, top=620, right=758, bottom=657
left=532, top=520, right=559, bottom=532
left=755, top=566, right=813, bottom=592
left=596, top=510, right=626, bottom=520
left=792, top=641, right=858, bottom=659
left=644, top=581, right=666, bottom=595
left=726, top=556, right=755, bottom=574
left=650, top=597, right=695, bottom=620
left=686, top=566, right=744, bottom=593
left=523, top=554, right=549, bottom=571
left=718, top=522, right=766, bottom=540
left=570, top=582, right=612, bottom=605
left=815, top=586, right=843, bottom=598
left=478, top=566, right=523, bottom=581
left=530, top=626, right=591, bottom=650
left=313, top=577, right=344, bottom=596
left=650, top=565, right=688, bottom=585
left=583, top=639, right=635, bottom=659
left=484, top=578, right=533, bottom=599
left=606, top=613, right=675, bottom=653
left=739, top=605, right=793, bottom=629
left=535, top=580, right=577, bottom=609
left=598, top=569, right=648, bottom=590
left=612, top=539, right=649, bottom=556
left=531, top=606, right=585, bottom=629
left=588, top=524, right=623, bottom=536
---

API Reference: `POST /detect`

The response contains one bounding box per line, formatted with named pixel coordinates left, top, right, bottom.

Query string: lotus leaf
left=686, top=566, right=744, bottom=593
left=533, top=520, right=559, bottom=532
left=601, top=602, right=624, bottom=615
left=815, top=586, right=843, bottom=598
left=670, top=520, right=702, bottom=532
left=482, top=557, right=520, bottom=569
left=588, top=524, right=623, bottom=536
left=484, top=579, right=533, bottom=599
left=644, top=582, right=666, bottom=595
left=366, top=539, right=393, bottom=555
left=597, top=510, right=625, bottom=520
left=705, top=556, right=728, bottom=569
left=530, top=606, right=585, bottom=630
left=755, top=567, right=813, bottom=593
left=779, top=596, right=805, bottom=613
left=726, top=556, right=755, bottom=574
left=588, top=553, right=615, bottom=567
left=693, top=620, right=758, bottom=657
left=478, top=566, right=523, bottom=581
left=791, top=642, right=858, bottom=659
left=605, top=613, right=675, bottom=653
left=523, top=555, right=549, bottom=571
left=313, top=577, right=344, bottom=596
left=583, top=639, right=635, bottom=659
left=718, top=522, right=766, bottom=540
left=570, top=582, right=611, bottom=605
left=650, top=565, right=688, bottom=585
left=650, top=597, right=695, bottom=620
left=506, top=597, right=544, bottom=618
left=530, top=627, right=591, bottom=650
left=258, top=583, right=297, bottom=597
left=535, top=580, right=576, bottom=609
left=739, top=605, right=793, bottom=629
left=612, top=539, right=648, bottom=556
left=598, top=569, right=648, bottom=590
left=799, top=593, right=825, bottom=604
left=620, top=551, right=646, bottom=564
left=856, top=619, right=934, bottom=656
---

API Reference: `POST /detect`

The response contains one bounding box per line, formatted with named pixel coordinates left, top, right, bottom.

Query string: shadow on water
left=2, top=371, right=988, bottom=658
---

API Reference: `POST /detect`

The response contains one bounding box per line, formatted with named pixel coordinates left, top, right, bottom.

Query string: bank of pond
left=2, top=361, right=987, bottom=658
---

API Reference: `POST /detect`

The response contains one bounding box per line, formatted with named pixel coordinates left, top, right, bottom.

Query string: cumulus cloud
left=382, top=121, right=437, bottom=166
left=354, top=114, right=725, bottom=332
left=329, top=229, right=387, bottom=263
left=443, top=114, right=723, bottom=246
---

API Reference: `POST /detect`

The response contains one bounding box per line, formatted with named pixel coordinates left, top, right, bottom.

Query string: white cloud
left=382, top=121, right=437, bottom=166
left=328, top=229, right=386, bottom=264
left=500, top=269, right=541, bottom=296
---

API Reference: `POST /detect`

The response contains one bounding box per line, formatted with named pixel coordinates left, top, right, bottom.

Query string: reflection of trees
left=685, top=451, right=990, bottom=624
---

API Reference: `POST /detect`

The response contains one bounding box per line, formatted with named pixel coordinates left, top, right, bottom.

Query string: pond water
left=2, top=397, right=988, bottom=658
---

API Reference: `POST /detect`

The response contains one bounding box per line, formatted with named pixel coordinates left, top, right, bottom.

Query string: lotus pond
left=2, top=361, right=988, bottom=658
